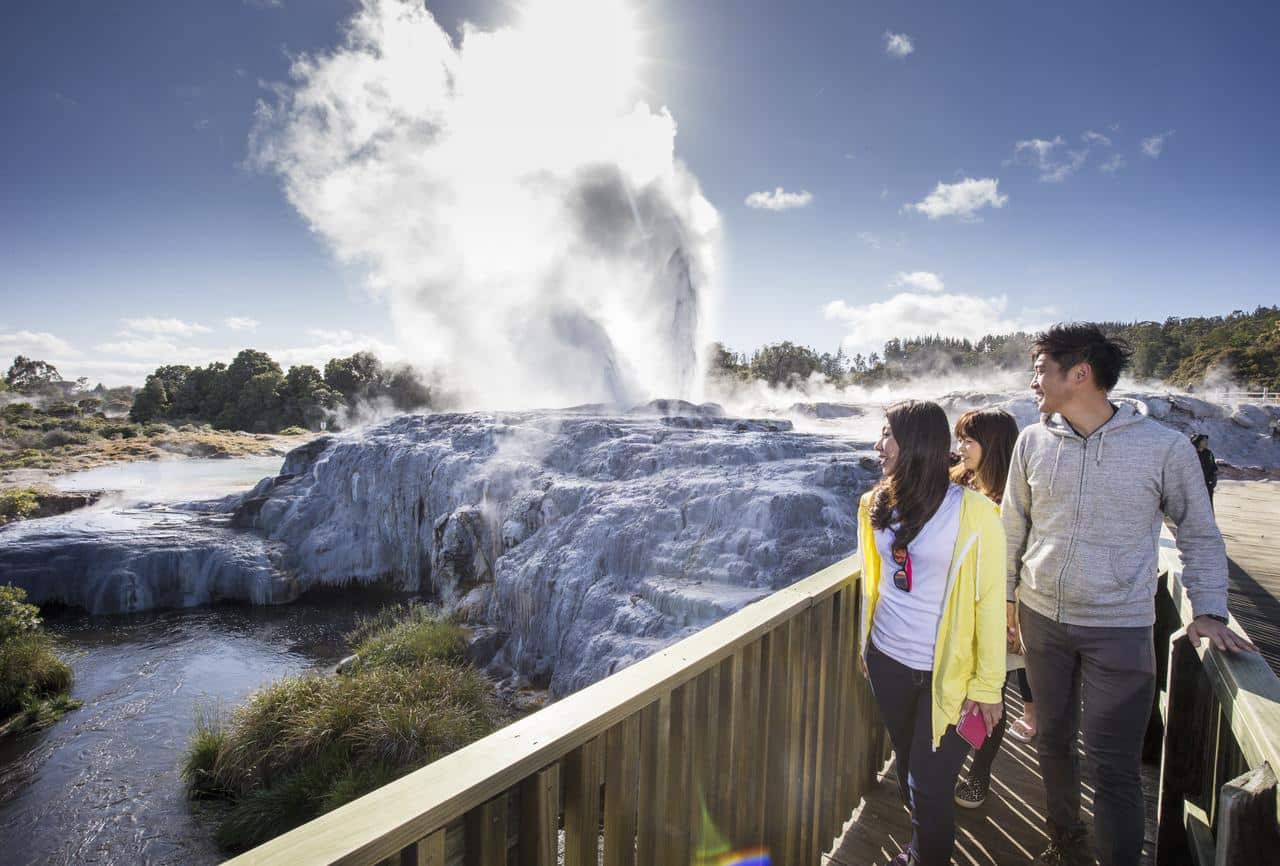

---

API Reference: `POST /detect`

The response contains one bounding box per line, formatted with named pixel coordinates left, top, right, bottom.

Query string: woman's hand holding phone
left=962, top=698, right=1003, bottom=737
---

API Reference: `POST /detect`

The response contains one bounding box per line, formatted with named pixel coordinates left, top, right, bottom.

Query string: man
left=1191, top=433, right=1218, bottom=508
left=1002, top=323, right=1256, bottom=866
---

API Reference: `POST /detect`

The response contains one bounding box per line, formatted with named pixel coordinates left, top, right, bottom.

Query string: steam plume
left=251, top=0, right=719, bottom=409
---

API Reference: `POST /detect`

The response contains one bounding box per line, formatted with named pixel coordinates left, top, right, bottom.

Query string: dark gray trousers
left=1019, top=604, right=1156, bottom=866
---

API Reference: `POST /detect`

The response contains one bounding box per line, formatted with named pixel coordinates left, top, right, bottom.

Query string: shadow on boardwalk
left=824, top=688, right=1159, bottom=865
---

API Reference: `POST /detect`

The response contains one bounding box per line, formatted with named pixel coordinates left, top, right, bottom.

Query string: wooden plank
left=781, top=608, right=810, bottom=866
left=762, top=621, right=793, bottom=860
left=797, top=602, right=823, bottom=862
left=731, top=640, right=762, bottom=845
left=399, top=828, right=446, bottom=866
left=1157, top=634, right=1216, bottom=865
left=810, top=592, right=836, bottom=857
left=831, top=583, right=856, bottom=827
left=634, top=701, right=661, bottom=865
left=222, top=556, right=858, bottom=866
left=517, top=765, right=558, bottom=866
left=603, top=716, right=640, bottom=866
left=661, top=679, right=695, bottom=866
left=463, top=795, right=507, bottom=866
left=564, top=739, right=603, bottom=866
left=712, top=653, right=737, bottom=846
left=686, top=666, right=716, bottom=860
left=1214, top=764, right=1280, bottom=866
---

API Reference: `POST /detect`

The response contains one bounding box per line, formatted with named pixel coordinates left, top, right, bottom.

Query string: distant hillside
left=712, top=305, right=1280, bottom=391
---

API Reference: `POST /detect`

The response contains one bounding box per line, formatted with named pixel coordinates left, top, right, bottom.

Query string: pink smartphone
left=957, top=704, right=988, bottom=750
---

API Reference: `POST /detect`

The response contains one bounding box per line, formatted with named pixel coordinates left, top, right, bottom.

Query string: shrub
left=184, top=605, right=502, bottom=851
left=0, top=488, right=40, bottom=522
left=1, top=585, right=79, bottom=731
left=277, top=426, right=309, bottom=436
left=143, top=423, right=174, bottom=437
left=42, top=429, right=91, bottom=448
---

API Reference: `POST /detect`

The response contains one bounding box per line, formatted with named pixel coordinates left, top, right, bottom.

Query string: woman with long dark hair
left=858, top=400, right=1007, bottom=866
left=947, top=408, right=1037, bottom=811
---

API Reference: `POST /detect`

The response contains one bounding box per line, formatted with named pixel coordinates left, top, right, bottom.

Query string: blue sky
left=3, top=0, right=1278, bottom=385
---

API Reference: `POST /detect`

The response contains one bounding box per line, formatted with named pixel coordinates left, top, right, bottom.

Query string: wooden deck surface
left=823, top=687, right=1158, bottom=866
left=1214, top=481, right=1280, bottom=677
left=824, top=479, right=1279, bottom=866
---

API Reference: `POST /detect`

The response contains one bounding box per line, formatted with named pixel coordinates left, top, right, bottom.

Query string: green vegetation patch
left=0, top=585, right=81, bottom=737
left=183, top=604, right=502, bottom=851
left=0, top=487, right=40, bottom=522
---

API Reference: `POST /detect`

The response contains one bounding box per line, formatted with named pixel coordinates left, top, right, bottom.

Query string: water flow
left=0, top=600, right=396, bottom=866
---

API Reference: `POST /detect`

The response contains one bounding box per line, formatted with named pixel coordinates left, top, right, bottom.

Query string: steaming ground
left=3, top=390, right=1275, bottom=694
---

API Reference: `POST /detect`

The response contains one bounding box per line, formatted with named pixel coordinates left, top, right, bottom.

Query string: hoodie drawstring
left=1048, top=437, right=1064, bottom=495
left=1097, top=431, right=1107, bottom=466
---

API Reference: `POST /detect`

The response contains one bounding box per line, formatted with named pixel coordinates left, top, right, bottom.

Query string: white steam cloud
left=250, top=0, right=720, bottom=409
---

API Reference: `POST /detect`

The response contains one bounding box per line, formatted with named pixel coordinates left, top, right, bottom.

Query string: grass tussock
left=0, top=585, right=80, bottom=736
left=184, top=604, right=502, bottom=851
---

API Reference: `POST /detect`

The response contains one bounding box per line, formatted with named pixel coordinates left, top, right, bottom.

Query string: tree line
left=128, top=350, right=431, bottom=432
left=711, top=305, right=1280, bottom=391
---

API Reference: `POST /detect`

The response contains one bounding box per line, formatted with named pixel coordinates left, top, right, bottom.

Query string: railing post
left=1156, top=634, right=1217, bottom=866
left=1214, top=764, right=1279, bottom=865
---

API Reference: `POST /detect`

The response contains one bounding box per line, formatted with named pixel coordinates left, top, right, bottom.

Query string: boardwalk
left=825, top=480, right=1278, bottom=866
left=1215, top=481, right=1280, bottom=676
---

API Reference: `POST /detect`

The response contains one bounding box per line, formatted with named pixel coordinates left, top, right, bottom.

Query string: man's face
left=1031, top=353, right=1073, bottom=415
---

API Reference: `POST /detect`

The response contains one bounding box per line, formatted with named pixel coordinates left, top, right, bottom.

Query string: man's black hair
left=1031, top=322, right=1133, bottom=392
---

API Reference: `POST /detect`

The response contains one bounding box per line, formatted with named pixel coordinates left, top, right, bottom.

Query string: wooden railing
left=223, top=554, right=883, bottom=866
left=1153, top=534, right=1280, bottom=864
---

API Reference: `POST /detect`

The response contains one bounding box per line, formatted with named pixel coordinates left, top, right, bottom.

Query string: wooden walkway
left=1215, top=481, right=1280, bottom=677
left=825, top=480, right=1280, bottom=866
left=824, top=686, right=1159, bottom=865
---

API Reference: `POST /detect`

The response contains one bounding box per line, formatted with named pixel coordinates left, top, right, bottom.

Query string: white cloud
left=95, top=338, right=184, bottom=359
left=0, top=330, right=80, bottom=360
left=1011, top=136, right=1087, bottom=183
left=906, top=177, right=1007, bottom=221
left=893, top=271, right=944, bottom=292
left=225, top=316, right=261, bottom=331
left=243, top=0, right=283, bottom=8
left=884, top=32, right=914, bottom=58
left=856, top=231, right=882, bottom=249
left=1081, top=130, right=1112, bottom=147
left=824, top=286, right=1049, bottom=356
left=744, top=187, right=814, bottom=211
left=1100, top=153, right=1126, bottom=174
left=1141, top=130, right=1174, bottom=158
left=120, top=317, right=212, bottom=337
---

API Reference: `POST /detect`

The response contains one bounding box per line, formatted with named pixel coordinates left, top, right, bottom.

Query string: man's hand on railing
left=1186, top=615, right=1259, bottom=654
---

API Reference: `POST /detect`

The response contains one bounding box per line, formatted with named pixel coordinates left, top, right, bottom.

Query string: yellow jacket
left=857, top=488, right=1008, bottom=747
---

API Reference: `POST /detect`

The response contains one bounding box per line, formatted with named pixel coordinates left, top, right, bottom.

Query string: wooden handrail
left=1155, top=533, right=1280, bottom=863
left=224, top=554, right=876, bottom=866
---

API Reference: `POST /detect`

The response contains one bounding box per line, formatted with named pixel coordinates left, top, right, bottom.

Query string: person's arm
left=1162, top=438, right=1256, bottom=653
left=965, top=504, right=1008, bottom=733
left=1001, top=432, right=1032, bottom=603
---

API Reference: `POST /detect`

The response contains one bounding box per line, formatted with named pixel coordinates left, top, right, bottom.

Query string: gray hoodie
left=1002, top=399, right=1228, bottom=627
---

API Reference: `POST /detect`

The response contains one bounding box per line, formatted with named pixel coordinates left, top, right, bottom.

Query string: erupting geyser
left=250, top=0, right=720, bottom=409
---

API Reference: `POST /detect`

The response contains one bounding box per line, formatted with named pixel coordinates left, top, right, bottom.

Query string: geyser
left=251, top=0, right=720, bottom=409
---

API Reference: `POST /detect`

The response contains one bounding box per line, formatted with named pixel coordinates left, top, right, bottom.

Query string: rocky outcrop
left=3, top=409, right=875, bottom=695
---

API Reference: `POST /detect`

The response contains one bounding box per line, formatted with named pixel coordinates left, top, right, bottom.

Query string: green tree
left=129, top=377, right=170, bottom=423
left=324, top=352, right=382, bottom=402
left=748, top=341, right=823, bottom=386
left=281, top=364, right=340, bottom=429
left=4, top=356, right=61, bottom=393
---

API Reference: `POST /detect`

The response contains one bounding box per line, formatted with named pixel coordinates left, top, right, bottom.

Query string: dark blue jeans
left=866, top=641, right=971, bottom=866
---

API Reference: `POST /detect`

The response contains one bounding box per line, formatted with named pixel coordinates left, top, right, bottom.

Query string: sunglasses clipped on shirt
left=891, top=545, right=912, bottom=592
